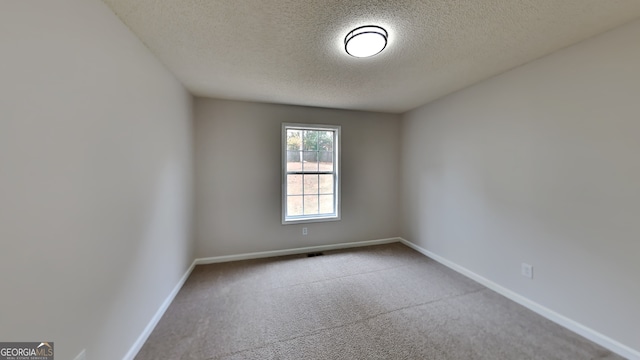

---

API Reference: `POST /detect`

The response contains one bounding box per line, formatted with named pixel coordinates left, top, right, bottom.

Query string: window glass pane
left=287, top=151, right=302, bottom=172
left=287, top=175, right=302, bottom=195
left=318, top=152, right=333, bottom=171
left=303, top=195, right=319, bottom=215
left=287, top=196, right=303, bottom=216
left=302, top=151, right=317, bottom=162
left=284, top=124, right=339, bottom=222
left=319, top=175, right=333, bottom=194
left=319, top=195, right=334, bottom=214
left=303, top=130, right=318, bottom=150
left=303, top=174, right=319, bottom=195
left=287, top=129, right=302, bottom=150
left=318, top=131, right=333, bottom=151
left=302, top=151, right=319, bottom=172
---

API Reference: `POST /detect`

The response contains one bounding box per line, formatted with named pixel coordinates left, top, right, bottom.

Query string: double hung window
left=282, top=123, right=340, bottom=223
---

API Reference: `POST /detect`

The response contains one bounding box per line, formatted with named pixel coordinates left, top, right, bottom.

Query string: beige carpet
left=135, top=243, right=622, bottom=359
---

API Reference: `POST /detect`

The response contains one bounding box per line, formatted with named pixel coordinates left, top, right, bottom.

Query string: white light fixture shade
left=344, top=26, right=388, bottom=58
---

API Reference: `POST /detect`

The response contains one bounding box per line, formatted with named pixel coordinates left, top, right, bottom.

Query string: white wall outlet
left=74, top=349, right=86, bottom=360
left=302, top=227, right=308, bottom=235
left=521, top=263, right=533, bottom=279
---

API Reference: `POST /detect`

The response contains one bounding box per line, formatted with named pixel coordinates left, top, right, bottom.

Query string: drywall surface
left=102, top=0, right=640, bottom=113
left=401, top=20, right=640, bottom=353
left=0, top=1, right=193, bottom=359
left=194, top=98, right=401, bottom=257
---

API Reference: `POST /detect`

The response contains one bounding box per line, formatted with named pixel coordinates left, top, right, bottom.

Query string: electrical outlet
left=521, top=263, right=533, bottom=279
left=302, top=227, right=308, bottom=235
left=74, top=349, right=86, bottom=360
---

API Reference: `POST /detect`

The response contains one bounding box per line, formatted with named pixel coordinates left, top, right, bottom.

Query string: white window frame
left=282, top=123, right=341, bottom=224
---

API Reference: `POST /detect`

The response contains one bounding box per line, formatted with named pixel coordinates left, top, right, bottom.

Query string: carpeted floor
left=135, top=243, right=622, bottom=359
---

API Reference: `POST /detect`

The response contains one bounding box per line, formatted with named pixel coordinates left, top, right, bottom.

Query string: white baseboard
left=125, top=238, right=638, bottom=359
left=399, top=238, right=640, bottom=360
left=124, top=237, right=400, bottom=359
left=194, top=237, right=401, bottom=265
left=122, top=260, right=197, bottom=360
left=72, top=349, right=86, bottom=360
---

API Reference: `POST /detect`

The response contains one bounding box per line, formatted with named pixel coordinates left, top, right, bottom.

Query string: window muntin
left=283, top=124, right=340, bottom=223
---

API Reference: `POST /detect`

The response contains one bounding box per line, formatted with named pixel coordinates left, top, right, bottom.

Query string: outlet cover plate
left=521, top=263, right=533, bottom=279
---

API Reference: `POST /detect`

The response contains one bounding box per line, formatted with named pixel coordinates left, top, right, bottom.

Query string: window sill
left=282, top=215, right=341, bottom=225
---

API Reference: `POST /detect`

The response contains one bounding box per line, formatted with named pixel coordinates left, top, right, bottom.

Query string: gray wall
left=194, top=98, right=401, bottom=257
left=0, top=1, right=194, bottom=359
left=401, top=19, right=640, bottom=353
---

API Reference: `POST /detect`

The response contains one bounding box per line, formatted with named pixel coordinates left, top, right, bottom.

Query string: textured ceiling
left=102, top=0, right=640, bottom=113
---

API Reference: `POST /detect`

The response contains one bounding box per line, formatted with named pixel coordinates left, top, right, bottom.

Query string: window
left=282, top=123, right=340, bottom=224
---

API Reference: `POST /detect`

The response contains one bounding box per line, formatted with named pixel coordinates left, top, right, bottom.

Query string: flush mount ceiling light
left=344, top=25, right=388, bottom=58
